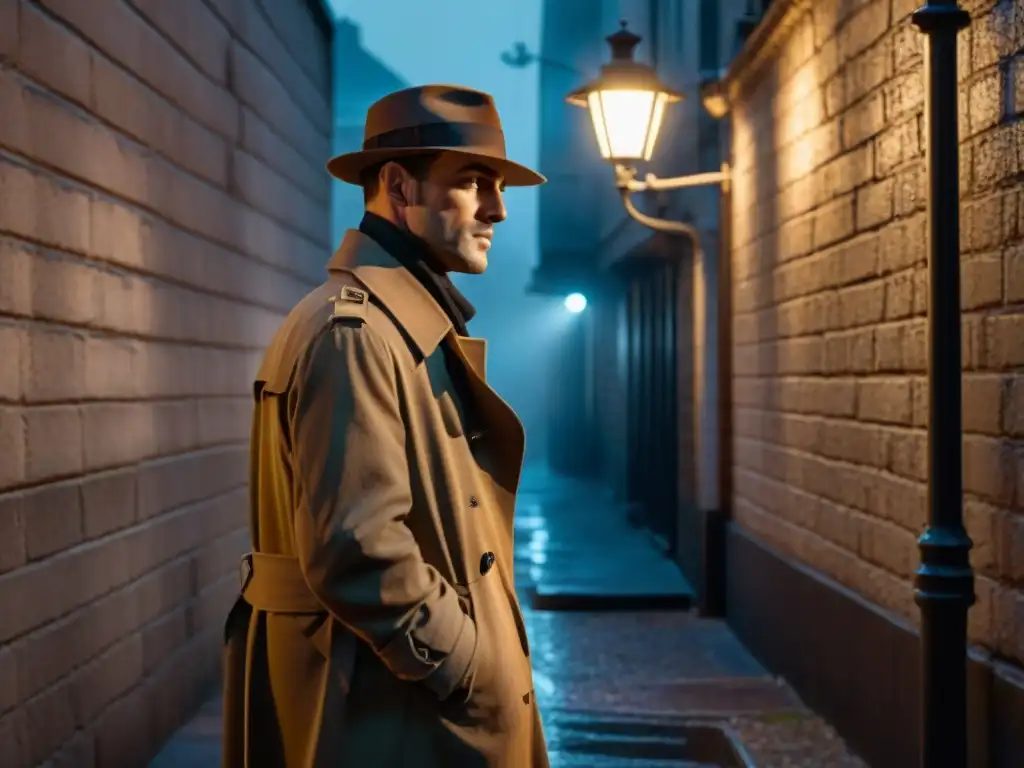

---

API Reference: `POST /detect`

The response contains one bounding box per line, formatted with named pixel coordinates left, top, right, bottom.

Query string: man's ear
left=380, top=162, right=415, bottom=207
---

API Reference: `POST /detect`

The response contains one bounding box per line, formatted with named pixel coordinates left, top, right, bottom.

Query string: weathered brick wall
left=730, top=0, right=1023, bottom=664
left=0, top=0, right=332, bottom=764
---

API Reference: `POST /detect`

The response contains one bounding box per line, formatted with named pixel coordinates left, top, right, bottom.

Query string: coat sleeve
left=289, top=320, right=476, bottom=701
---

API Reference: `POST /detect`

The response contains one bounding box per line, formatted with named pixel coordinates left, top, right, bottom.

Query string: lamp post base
left=914, top=527, right=975, bottom=767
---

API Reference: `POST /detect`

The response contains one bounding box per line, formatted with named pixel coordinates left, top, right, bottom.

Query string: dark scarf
left=358, top=212, right=476, bottom=337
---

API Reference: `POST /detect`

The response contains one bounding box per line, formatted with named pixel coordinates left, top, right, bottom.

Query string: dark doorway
left=619, top=247, right=696, bottom=582
left=614, top=246, right=696, bottom=573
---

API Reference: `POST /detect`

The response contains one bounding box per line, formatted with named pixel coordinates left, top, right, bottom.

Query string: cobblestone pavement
left=152, top=468, right=868, bottom=767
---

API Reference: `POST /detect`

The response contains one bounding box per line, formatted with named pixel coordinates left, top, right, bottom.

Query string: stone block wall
left=729, top=0, right=1024, bottom=665
left=0, top=0, right=332, bottom=764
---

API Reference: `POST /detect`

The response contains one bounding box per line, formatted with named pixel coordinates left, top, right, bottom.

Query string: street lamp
left=566, top=21, right=731, bottom=616
left=565, top=20, right=730, bottom=238
left=565, top=21, right=680, bottom=165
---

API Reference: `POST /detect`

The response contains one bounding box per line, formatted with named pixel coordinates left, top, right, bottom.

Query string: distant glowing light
left=564, top=293, right=587, bottom=313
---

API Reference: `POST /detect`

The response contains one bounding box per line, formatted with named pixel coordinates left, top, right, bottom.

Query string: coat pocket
left=495, top=570, right=530, bottom=658
left=505, top=588, right=530, bottom=657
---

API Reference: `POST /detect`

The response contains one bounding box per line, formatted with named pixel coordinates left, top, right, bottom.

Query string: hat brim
left=326, top=147, right=546, bottom=187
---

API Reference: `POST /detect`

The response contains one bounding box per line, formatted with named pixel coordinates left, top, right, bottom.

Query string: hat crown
left=325, top=84, right=545, bottom=188
left=363, top=85, right=503, bottom=143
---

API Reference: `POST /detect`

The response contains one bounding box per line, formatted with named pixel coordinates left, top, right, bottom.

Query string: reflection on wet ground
left=514, top=470, right=770, bottom=766
left=152, top=468, right=866, bottom=767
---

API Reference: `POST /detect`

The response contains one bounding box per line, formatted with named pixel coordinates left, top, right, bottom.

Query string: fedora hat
left=327, top=84, right=546, bottom=187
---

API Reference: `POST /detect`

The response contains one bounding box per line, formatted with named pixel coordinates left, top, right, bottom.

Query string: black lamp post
left=911, top=1, right=974, bottom=766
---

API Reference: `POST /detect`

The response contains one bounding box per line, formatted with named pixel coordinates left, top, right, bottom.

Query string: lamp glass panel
left=642, top=92, right=668, bottom=160
left=586, top=91, right=613, bottom=159
left=593, top=89, right=656, bottom=161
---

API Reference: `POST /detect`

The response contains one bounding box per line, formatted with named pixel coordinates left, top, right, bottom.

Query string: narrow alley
left=2, top=0, right=1023, bottom=767
left=151, top=469, right=866, bottom=767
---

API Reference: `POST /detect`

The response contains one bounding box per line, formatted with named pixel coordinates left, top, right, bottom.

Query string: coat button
left=469, top=496, right=479, bottom=508
left=479, top=552, right=495, bottom=575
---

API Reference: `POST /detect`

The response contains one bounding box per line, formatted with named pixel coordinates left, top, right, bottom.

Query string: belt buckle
left=239, top=553, right=253, bottom=593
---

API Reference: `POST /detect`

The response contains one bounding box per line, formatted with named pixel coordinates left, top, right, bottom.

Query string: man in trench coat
left=222, top=84, right=550, bottom=767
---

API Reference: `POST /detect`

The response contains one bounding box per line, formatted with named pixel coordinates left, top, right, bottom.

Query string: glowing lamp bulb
left=564, top=293, right=587, bottom=313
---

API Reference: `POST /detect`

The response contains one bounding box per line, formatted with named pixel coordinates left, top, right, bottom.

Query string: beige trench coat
left=222, top=229, right=548, bottom=767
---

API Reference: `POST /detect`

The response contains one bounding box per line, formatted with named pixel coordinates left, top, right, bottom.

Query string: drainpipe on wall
left=703, top=118, right=732, bottom=619
left=696, top=0, right=730, bottom=619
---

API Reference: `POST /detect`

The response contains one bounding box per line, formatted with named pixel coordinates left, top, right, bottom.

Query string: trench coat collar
left=327, top=229, right=485, bottom=373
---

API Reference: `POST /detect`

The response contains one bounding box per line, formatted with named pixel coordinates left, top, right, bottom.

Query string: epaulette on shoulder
left=328, top=284, right=370, bottom=325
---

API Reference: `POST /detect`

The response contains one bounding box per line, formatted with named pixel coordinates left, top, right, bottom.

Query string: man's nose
left=482, top=190, right=507, bottom=223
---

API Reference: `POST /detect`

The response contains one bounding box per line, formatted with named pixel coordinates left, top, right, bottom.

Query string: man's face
left=400, top=154, right=507, bottom=274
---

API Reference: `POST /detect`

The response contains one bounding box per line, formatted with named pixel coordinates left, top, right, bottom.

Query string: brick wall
left=0, top=0, right=333, bottom=765
left=730, top=0, right=1024, bottom=665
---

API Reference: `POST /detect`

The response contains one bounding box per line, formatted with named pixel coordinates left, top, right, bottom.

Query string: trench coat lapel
left=445, top=333, right=525, bottom=563
left=454, top=336, right=487, bottom=380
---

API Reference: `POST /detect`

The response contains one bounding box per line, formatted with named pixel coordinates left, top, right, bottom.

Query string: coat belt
left=239, top=552, right=325, bottom=614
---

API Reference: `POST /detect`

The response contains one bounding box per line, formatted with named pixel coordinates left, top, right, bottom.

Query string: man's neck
left=363, top=202, right=400, bottom=227
left=359, top=212, right=440, bottom=271
left=358, top=211, right=476, bottom=331
left=361, top=211, right=449, bottom=275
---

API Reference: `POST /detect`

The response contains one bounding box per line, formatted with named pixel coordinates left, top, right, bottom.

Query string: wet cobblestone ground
left=152, top=469, right=868, bottom=767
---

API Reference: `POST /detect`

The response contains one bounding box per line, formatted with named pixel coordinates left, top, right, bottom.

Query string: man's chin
left=451, top=255, right=487, bottom=274
left=423, top=240, right=487, bottom=274
left=447, top=247, right=488, bottom=274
